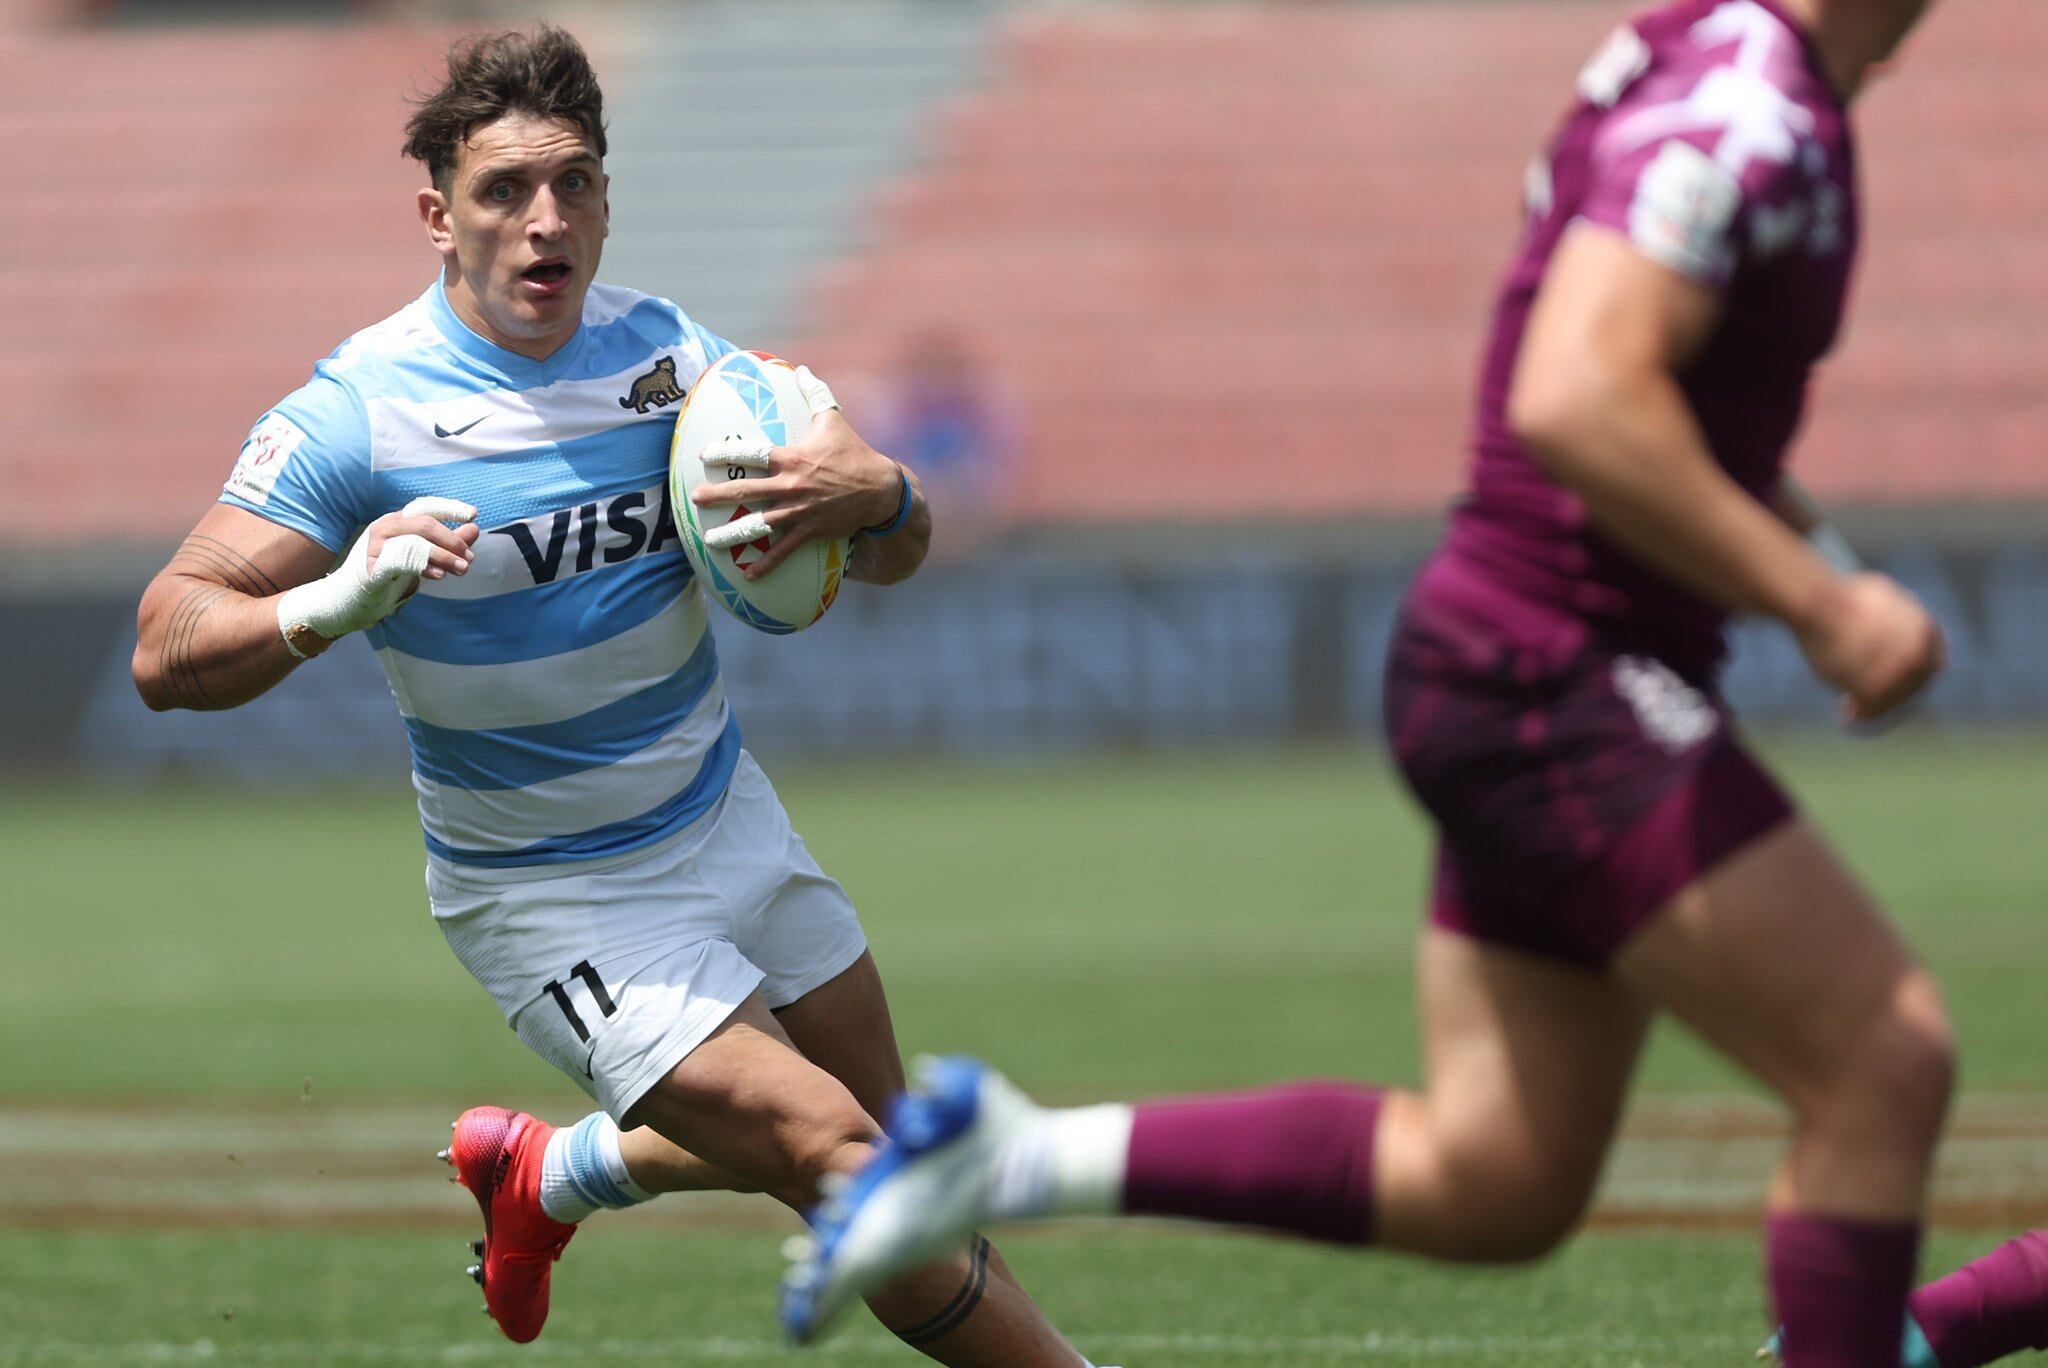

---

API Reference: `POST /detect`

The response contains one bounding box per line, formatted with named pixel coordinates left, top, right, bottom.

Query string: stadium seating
left=796, top=0, right=2048, bottom=522
left=3, top=2, right=2041, bottom=546
left=0, top=18, right=458, bottom=543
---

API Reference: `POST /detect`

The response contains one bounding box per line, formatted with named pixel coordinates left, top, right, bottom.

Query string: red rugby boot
left=441, top=1106, right=577, bottom=1342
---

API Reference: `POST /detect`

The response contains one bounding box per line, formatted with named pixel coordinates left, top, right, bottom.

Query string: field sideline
left=5, top=733, right=2047, bottom=1364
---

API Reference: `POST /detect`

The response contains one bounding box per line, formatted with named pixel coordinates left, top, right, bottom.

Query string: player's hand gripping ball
left=669, top=351, right=849, bottom=634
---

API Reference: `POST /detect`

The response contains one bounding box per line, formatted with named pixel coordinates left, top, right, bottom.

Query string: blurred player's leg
left=782, top=930, right=1646, bottom=1337
left=1613, top=819, right=1955, bottom=1368
left=1905, top=1232, right=2048, bottom=1365
left=1764, top=1230, right=2048, bottom=1366
left=1373, top=930, right=1646, bottom=1258
left=1112, top=929, right=1645, bottom=1260
left=773, top=953, right=1075, bottom=1359
left=628, top=987, right=1088, bottom=1368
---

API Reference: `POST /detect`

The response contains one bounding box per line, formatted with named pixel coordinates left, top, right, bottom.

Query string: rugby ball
left=669, top=350, right=849, bottom=634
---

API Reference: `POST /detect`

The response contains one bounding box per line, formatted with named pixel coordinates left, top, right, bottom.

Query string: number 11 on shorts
left=543, top=960, right=617, bottom=1043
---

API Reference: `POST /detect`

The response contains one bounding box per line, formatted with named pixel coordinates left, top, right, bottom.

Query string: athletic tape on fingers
left=794, top=365, right=839, bottom=415
left=704, top=438, right=774, bottom=469
left=703, top=512, right=774, bottom=550
left=276, top=503, right=458, bottom=652
left=401, top=496, right=478, bottom=525
left=372, top=534, right=435, bottom=582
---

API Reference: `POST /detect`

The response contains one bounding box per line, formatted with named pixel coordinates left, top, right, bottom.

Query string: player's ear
left=602, top=174, right=611, bottom=238
left=419, top=186, right=456, bottom=255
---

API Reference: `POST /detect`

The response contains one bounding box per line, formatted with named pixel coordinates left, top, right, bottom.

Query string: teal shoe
left=1755, top=1315, right=1937, bottom=1366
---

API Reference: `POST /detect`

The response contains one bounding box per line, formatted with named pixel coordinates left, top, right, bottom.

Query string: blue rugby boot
left=781, top=1056, right=1031, bottom=1344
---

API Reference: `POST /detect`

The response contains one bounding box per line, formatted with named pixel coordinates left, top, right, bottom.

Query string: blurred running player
left=131, top=24, right=1097, bottom=1366
left=782, top=2, right=2048, bottom=1363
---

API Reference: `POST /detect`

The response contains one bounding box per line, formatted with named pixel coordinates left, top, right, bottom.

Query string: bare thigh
left=1612, top=819, right=1953, bottom=1217
left=624, top=991, right=877, bottom=1210
left=774, top=950, right=908, bottom=1119
left=1375, top=928, right=1649, bottom=1261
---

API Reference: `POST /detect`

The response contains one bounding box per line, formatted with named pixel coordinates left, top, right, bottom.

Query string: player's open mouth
left=520, top=261, right=572, bottom=293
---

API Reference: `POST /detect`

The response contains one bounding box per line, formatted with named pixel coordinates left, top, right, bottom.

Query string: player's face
left=425, top=113, right=608, bottom=360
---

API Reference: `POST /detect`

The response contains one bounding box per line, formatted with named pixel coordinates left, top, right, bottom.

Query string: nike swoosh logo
left=433, top=416, right=487, bottom=439
left=582, top=1043, right=598, bottom=1080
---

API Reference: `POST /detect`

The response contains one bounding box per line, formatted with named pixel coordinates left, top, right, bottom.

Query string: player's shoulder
left=1573, top=0, right=1845, bottom=277
left=1594, top=0, right=1839, bottom=158
left=315, top=288, right=446, bottom=393
left=583, top=281, right=735, bottom=368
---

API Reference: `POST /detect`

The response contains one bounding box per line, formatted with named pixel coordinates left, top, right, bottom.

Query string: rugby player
left=131, top=25, right=1099, bottom=1365
left=782, top=1, right=2048, bottom=1363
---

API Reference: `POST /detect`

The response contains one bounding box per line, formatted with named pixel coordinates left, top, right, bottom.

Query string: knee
left=1803, top=975, right=1955, bottom=1143
left=770, top=1115, right=881, bottom=1211
left=1461, top=1173, right=1586, bottom=1264
left=1423, top=1146, right=1593, bottom=1264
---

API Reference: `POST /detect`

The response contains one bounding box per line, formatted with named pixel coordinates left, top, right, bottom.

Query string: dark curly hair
left=403, top=24, right=608, bottom=191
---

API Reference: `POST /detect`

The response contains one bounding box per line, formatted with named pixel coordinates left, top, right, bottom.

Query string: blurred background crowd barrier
left=3, top=0, right=2042, bottom=776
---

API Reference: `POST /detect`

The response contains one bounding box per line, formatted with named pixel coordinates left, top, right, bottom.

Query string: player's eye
left=487, top=181, right=517, bottom=203
left=564, top=172, right=590, bottom=193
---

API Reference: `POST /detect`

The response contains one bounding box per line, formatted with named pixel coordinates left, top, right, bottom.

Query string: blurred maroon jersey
left=1431, top=0, right=1858, bottom=680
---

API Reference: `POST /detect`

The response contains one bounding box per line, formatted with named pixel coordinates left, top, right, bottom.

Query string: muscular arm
left=134, top=501, right=479, bottom=712
left=133, top=506, right=338, bottom=711
left=1506, top=225, right=1836, bottom=630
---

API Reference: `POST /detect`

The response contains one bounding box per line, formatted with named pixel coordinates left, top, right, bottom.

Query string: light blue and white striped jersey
left=221, top=279, right=739, bottom=868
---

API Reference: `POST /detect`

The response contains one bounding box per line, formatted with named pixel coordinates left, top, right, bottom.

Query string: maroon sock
left=1122, top=1081, right=1383, bottom=1245
left=1768, top=1213, right=1922, bottom=1368
left=1908, top=1231, right=2048, bottom=1366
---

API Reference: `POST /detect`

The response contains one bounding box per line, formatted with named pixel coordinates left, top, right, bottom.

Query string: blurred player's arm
left=133, top=502, right=477, bottom=712
left=1508, top=226, right=1937, bottom=720
left=1772, top=476, right=1864, bottom=572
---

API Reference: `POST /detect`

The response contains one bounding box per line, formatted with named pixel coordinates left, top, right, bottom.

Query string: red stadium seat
left=2, top=20, right=462, bottom=543
left=791, top=0, right=2048, bottom=523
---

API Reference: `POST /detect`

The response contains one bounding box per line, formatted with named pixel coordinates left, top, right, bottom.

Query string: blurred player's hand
left=692, top=373, right=906, bottom=579
left=1793, top=572, right=1944, bottom=724
left=276, top=497, right=480, bottom=650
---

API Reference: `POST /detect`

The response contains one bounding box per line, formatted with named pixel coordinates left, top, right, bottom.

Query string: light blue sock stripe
left=566, top=1116, right=624, bottom=1209
left=567, top=1114, right=636, bottom=1210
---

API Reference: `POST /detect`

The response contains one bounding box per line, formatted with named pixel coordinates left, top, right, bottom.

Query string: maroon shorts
left=1382, top=584, right=1794, bottom=969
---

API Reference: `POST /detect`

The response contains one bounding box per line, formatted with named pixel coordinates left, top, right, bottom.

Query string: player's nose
left=527, top=189, right=567, bottom=241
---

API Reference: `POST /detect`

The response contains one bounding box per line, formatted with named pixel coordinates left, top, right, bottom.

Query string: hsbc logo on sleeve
left=226, top=413, right=306, bottom=506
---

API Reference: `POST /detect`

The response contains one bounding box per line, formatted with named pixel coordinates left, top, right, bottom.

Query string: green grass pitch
left=4, top=731, right=2046, bottom=1364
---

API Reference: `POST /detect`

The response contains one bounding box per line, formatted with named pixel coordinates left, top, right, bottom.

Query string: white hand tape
left=703, top=511, right=774, bottom=551
left=402, top=497, right=478, bottom=524
left=793, top=365, right=839, bottom=415
left=703, top=438, right=774, bottom=470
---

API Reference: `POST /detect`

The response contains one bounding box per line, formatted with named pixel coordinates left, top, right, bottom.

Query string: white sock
left=984, top=1103, right=1134, bottom=1222
left=538, top=1112, right=656, bottom=1224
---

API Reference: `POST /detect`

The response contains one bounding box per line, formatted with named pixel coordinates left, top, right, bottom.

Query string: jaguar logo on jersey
left=618, top=356, right=686, bottom=414
left=487, top=483, right=684, bottom=586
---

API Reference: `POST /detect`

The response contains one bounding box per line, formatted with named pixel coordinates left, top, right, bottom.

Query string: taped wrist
left=274, top=497, right=474, bottom=656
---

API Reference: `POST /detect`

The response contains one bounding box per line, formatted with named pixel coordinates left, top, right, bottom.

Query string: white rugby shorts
left=427, top=750, right=868, bottom=1121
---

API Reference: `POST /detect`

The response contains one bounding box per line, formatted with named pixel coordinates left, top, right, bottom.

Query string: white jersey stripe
left=379, top=588, right=709, bottom=732
left=221, top=278, right=741, bottom=867
left=415, top=682, right=732, bottom=856
left=368, top=358, right=685, bottom=471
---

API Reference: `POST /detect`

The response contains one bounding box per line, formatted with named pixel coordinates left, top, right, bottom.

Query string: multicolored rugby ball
left=669, top=350, right=849, bottom=634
